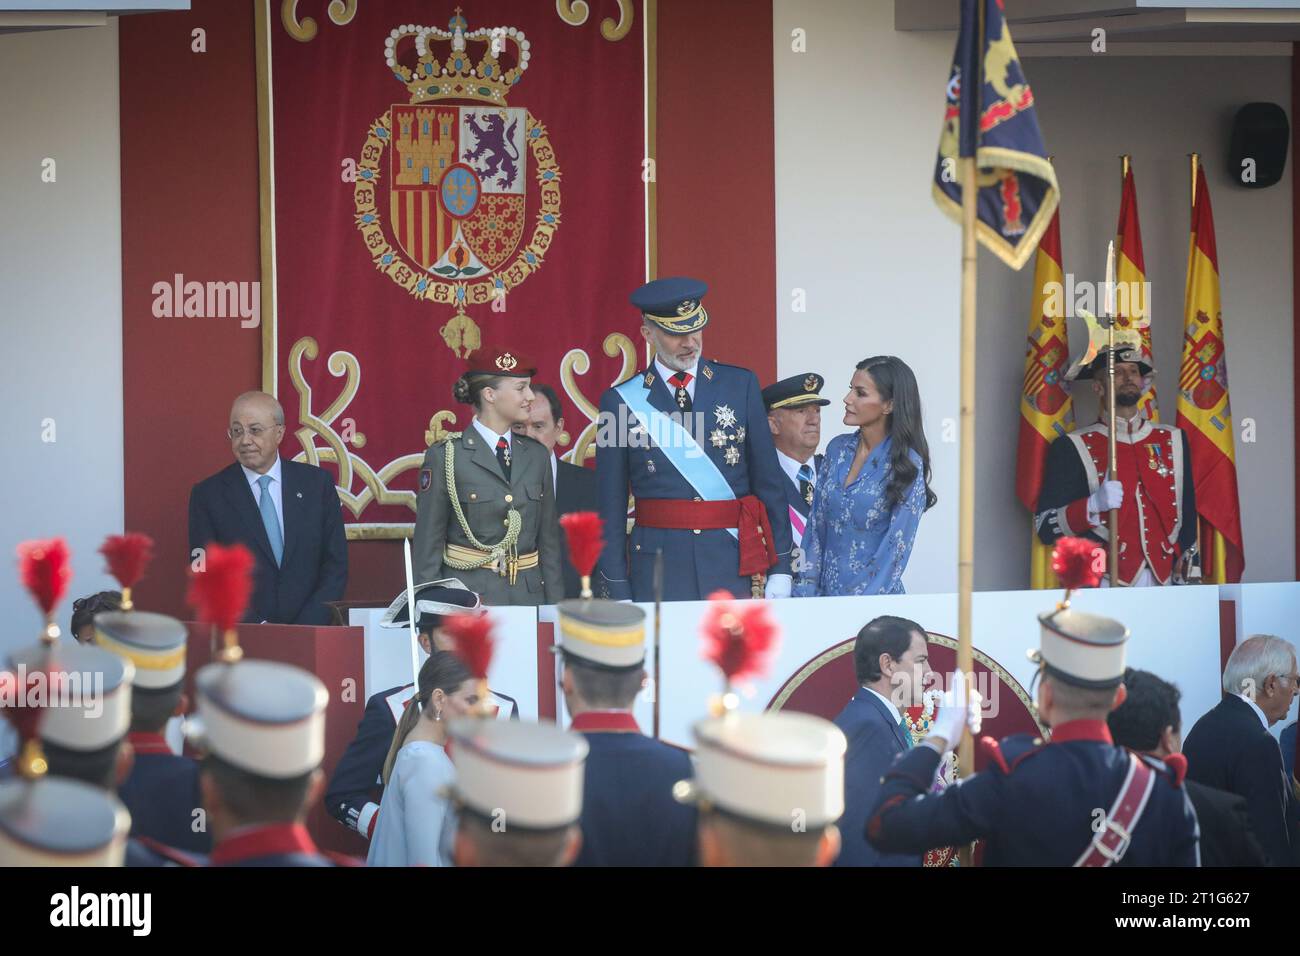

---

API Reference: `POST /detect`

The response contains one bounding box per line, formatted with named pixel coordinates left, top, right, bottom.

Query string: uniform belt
left=444, top=543, right=538, bottom=582
left=633, top=496, right=777, bottom=577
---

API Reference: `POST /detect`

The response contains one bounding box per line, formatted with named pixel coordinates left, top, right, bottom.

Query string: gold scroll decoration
left=561, top=332, right=637, bottom=466
left=282, top=0, right=359, bottom=42
left=556, top=0, right=635, bottom=41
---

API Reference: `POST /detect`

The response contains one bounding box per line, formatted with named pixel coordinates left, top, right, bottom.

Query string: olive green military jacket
left=412, top=427, right=563, bottom=606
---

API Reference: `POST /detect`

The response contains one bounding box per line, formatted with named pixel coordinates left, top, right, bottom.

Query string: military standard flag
left=934, top=0, right=1059, bottom=270
left=1115, top=165, right=1158, bottom=419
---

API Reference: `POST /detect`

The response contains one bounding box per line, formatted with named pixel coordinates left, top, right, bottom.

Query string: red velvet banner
left=261, top=1, right=645, bottom=535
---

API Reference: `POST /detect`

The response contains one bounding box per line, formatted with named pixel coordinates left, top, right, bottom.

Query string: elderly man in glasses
left=187, top=391, right=347, bottom=625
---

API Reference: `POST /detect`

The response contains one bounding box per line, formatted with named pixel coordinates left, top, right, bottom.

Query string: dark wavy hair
left=1107, top=668, right=1182, bottom=752
left=854, top=356, right=937, bottom=511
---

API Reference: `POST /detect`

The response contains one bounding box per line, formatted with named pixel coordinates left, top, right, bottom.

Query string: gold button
left=470, top=493, right=477, bottom=500
left=504, top=520, right=509, bottom=527
left=635, top=544, right=641, bottom=551
left=505, top=494, right=513, bottom=503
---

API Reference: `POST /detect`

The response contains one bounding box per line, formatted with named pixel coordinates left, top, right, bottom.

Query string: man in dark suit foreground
left=834, top=615, right=934, bottom=867
left=1109, top=668, right=1266, bottom=866
left=188, top=391, right=347, bottom=625
left=1182, top=635, right=1298, bottom=866
left=514, top=383, right=597, bottom=599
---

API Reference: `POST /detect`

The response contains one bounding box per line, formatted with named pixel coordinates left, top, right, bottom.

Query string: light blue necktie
left=257, top=474, right=284, bottom=566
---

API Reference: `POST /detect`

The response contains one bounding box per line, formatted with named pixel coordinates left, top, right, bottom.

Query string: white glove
left=924, top=671, right=982, bottom=754
left=764, top=573, right=792, bottom=599
left=1087, top=480, right=1124, bottom=520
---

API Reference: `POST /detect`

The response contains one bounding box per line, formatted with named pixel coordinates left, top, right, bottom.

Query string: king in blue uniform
left=866, top=589, right=1201, bottom=867
left=595, top=277, right=793, bottom=601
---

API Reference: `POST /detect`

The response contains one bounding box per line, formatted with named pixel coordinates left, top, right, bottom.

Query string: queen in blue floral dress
left=793, top=356, right=936, bottom=596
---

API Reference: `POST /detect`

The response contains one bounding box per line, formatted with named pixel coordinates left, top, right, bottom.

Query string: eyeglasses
left=228, top=425, right=275, bottom=440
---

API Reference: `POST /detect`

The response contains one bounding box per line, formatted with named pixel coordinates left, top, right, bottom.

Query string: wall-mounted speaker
left=1228, top=102, right=1289, bottom=189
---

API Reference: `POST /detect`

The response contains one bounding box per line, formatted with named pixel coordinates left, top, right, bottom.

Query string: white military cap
left=94, top=610, right=188, bottom=690
left=448, top=718, right=589, bottom=830
left=555, top=598, right=646, bottom=670
left=677, top=711, right=846, bottom=829
left=1032, top=607, right=1129, bottom=689
left=194, top=659, right=328, bottom=778
left=8, top=642, right=134, bottom=753
left=0, top=776, right=130, bottom=867
left=379, top=578, right=482, bottom=630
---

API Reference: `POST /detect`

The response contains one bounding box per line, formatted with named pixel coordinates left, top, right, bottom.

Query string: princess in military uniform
left=413, top=347, right=563, bottom=606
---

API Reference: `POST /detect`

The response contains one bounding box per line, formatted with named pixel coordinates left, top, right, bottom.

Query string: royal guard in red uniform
left=1035, top=338, right=1198, bottom=586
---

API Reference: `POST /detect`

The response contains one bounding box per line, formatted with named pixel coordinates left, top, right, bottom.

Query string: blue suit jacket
left=187, top=459, right=347, bottom=625
left=594, top=361, right=792, bottom=601
left=574, top=732, right=698, bottom=867
left=833, top=690, right=922, bottom=867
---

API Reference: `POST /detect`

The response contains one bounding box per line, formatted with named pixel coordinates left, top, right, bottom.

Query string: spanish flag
left=1115, top=164, right=1158, bottom=420
left=1176, top=165, right=1245, bottom=583
left=933, top=0, right=1058, bottom=270
left=1017, top=208, right=1073, bottom=588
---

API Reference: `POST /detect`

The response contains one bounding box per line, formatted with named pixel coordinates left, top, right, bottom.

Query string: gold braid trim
left=442, top=438, right=523, bottom=580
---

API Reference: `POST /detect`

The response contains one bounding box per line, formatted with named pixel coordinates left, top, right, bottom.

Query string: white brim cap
left=0, top=777, right=130, bottom=867
left=680, top=711, right=846, bottom=829
left=448, top=718, right=588, bottom=830
left=555, top=598, right=646, bottom=669
left=195, top=659, right=328, bottom=778
left=8, top=643, right=135, bottom=752
left=95, top=610, right=188, bottom=690
left=1033, top=607, right=1129, bottom=689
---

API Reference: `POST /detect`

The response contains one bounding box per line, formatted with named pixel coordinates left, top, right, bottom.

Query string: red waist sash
left=634, top=496, right=777, bottom=577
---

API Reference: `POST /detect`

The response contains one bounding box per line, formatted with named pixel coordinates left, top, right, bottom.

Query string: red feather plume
left=443, top=612, right=495, bottom=680
left=700, top=589, right=780, bottom=685
left=559, top=511, right=604, bottom=580
left=100, top=532, right=155, bottom=591
left=18, top=537, right=72, bottom=617
left=1052, top=536, right=1105, bottom=591
left=186, top=543, right=254, bottom=633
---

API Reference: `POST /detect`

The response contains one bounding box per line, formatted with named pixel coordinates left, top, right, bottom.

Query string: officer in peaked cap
left=866, top=602, right=1201, bottom=866
left=449, top=718, right=588, bottom=867
left=555, top=596, right=697, bottom=866
left=595, top=276, right=794, bottom=602
left=95, top=607, right=210, bottom=856
left=762, top=372, right=829, bottom=558
left=673, top=710, right=846, bottom=867
left=324, top=579, right=518, bottom=841
left=194, top=658, right=343, bottom=866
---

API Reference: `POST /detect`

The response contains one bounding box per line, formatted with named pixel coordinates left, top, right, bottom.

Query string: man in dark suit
left=1183, top=635, right=1298, bottom=866
left=1109, top=668, right=1265, bottom=866
left=763, top=373, right=828, bottom=561
left=834, top=615, right=934, bottom=867
left=514, top=383, right=597, bottom=599
left=188, top=391, right=347, bottom=625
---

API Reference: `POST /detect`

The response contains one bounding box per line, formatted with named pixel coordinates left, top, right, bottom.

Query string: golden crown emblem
left=803, top=375, right=818, bottom=392
left=385, top=9, right=530, bottom=107
left=496, top=352, right=518, bottom=372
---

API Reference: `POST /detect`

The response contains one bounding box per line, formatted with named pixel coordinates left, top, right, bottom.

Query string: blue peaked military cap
left=762, top=373, right=831, bottom=411
left=630, top=276, right=709, bottom=335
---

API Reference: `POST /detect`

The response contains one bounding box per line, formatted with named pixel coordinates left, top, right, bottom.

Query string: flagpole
left=1189, top=152, right=1201, bottom=569
left=1104, top=238, right=1119, bottom=585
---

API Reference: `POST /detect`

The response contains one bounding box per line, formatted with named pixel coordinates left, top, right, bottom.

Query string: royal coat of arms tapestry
left=259, top=1, right=645, bottom=536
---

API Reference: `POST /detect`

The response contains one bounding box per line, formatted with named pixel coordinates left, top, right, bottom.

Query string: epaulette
left=440, top=431, right=462, bottom=443
left=980, top=733, right=1046, bottom=775
left=1139, top=750, right=1187, bottom=788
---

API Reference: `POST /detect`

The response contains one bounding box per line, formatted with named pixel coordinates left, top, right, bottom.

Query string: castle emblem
left=353, top=10, right=562, bottom=357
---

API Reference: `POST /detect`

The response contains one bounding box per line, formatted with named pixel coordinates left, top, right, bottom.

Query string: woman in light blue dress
left=367, top=651, right=478, bottom=867
left=793, top=356, right=936, bottom=596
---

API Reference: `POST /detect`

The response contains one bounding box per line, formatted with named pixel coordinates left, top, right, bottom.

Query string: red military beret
left=464, top=346, right=537, bottom=379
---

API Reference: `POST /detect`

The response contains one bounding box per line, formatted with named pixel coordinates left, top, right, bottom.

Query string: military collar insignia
left=643, top=371, right=655, bottom=387
left=701, top=363, right=714, bottom=380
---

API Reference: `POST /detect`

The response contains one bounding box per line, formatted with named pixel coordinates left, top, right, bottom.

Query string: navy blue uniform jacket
left=117, top=733, right=211, bottom=855
left=833, top=690, right=922, bottom=867
left=594, top=361, right=792, bottom=601
left=188, top=459, right=347, bottom=625
left=572, top=714, right=698, bottom=867
left=866, top=720, right=1200, bottom=866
